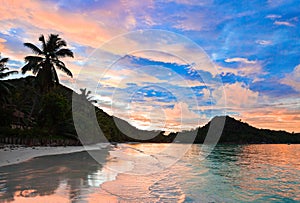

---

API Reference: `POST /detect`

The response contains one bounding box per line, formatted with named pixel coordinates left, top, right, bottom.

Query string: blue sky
left=0, top=0, right=299, bottom=132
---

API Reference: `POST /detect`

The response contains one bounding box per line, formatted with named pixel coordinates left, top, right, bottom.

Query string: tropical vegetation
left=0, top=34, right=299, bottom=146
left=21, top=34, right=74, bottom=92
left=0, top=54, right=18, bottom=105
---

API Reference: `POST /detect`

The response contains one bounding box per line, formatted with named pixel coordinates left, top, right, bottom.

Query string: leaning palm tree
left=0, top=54, right=18, bottom=105
left=79, top=88, right=97, bottom=104
left=21, top=34, right=74, bottom=92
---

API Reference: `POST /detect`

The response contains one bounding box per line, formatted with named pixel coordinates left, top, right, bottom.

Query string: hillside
left=0, top=76, right=172, bottom=145
left=194, top=116, right=300, bottom=144
left=0, top=76, right=299, bottom=145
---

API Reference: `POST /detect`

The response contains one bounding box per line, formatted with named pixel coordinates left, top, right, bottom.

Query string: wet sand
left=0, top=143, right=109, bottom=167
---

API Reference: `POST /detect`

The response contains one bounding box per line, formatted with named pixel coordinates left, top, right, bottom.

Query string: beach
left=0, top=143, right=110, bottom=167
left=0, top=144, right=299, bottom=202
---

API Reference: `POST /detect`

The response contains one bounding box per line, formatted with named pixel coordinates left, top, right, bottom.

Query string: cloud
left=1, top=0, right=299, bottom=134
left=164, top=102, right=201, bottom=129
left=281, top=64, right=300, bottom=92
left=274, top=21, right=294, bottom=27
left=217, top=57, right=267, bottom=81
left=225, top=57, right=257, bottom=64
left=173, top=12, right=204, bottom=31
left=201, top=88, right=211, bottom=100
left=266, top=14, right=282, bottom=19
left=100, top=68, right=165, bottom=88
left=213, top=82, right=259, bottom=108
left=0, top=0, right=152, bottom=49
left=125, top=101, right=201, bottom=132
left=267, top=0, right=288, bottom=7
left=0, top=38, right=6, bottom=43
left=237, top=107, right=300, bottom=133
left=256, top=40, right=273, bottom=46
left=217, top=64, right=265, bottom=80
left=130, top=51, right=188, bottom=66
left=163, top=0, right=213, bottom=6
left=0, top=38, right=8, bottom=55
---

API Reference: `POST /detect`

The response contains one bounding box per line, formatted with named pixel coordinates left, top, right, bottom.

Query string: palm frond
left=21, top=63, right=33, bottom=74
left=54, top=60, right=73, bottom=77
left=0, top=70, right=18, bottom=79
left=47, top=34, right=59, bottom=51
left=56, top=49, right=74, bottom=58
left=25, top=56, right=44, bottom=63
left=56, top=39, right=67, bottom=49
left=0, top=67, right=8, bottom=72
left=21, top=62, right=41, bottom=75
left=0, top=56, right=9, bottom=69
left=39, top=35, right=47, bottom=52
left=24, top=43, right=43, bottom=55
left=0, top=57, right=9, bottom=64
left=79, top=88, right=97, bottom=103
left=21, top=34, right=74, bottom=91
left=32, top=64, right=42, bottom=75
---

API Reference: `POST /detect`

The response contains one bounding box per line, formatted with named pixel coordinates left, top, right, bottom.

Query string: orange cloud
left=121, top=101, right=201, bottom=132
left=0, top=0, right=129, bottom=48
left=237, top=107, right=300, bottom=133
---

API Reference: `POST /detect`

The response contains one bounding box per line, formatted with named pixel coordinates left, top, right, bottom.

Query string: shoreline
left=0, top=143, right=110, bottom=167
left=1, top=142, right=298, bottom=168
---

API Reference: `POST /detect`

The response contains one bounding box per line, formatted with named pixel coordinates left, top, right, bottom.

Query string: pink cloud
left=212, top=82, right=259, bottom=108
left=0, top=0, right=153, bottom=49
left=281, top=64, right=300, bottom=92
left=217, top=58, right=266, bottom=80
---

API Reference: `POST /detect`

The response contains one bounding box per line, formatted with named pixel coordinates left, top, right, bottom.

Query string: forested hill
left=0, top=76, right=299, bottom=145
left=0, top=76, right=174, bottom=145
left=194, top=116, right=300, bottom=144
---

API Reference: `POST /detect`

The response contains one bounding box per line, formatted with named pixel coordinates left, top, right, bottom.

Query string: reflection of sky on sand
left=0, top=144, right=300, bottom=202
left=87, top=167, right=118, bottom=187
left=106, top=143, right=195, bottom=175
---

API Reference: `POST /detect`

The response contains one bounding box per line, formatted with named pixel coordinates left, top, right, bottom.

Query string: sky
left=0, top=0, right=299, bottom=133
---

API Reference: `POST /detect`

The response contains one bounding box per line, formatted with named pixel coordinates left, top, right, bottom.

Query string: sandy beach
left=0, top=143, right=110, bottom=167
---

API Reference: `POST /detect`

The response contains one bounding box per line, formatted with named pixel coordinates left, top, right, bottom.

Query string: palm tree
left=0, top=54, right=18, bottom=105
left=79, top=88, right=97, bottom=104
left=21, top=34, right=74, bottom=92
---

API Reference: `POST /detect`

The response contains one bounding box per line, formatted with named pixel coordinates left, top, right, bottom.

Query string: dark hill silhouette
left=194, top=116, right=300, bottom=144
left=0, top=76, right=299, bottom=145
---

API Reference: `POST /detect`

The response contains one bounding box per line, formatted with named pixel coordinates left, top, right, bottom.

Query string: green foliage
left=1, top=77, right=300, bottom=145
left=38, top=90, right=75, bottom=136
left=0, top=107, right=13, bottom=127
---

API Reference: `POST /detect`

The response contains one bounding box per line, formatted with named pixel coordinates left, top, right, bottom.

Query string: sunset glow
left=1, top=0, right=299, bottom=132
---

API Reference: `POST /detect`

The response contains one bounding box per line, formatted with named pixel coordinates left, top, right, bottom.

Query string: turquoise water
left=0, top=144, right=299, bottom=202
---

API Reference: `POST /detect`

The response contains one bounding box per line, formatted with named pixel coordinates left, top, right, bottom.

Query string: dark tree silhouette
left=0, top=54, right=18, bottom=104
left=21, top=34, right=74, bottom=92
left=79, top=88, right=97, bottom=104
